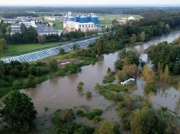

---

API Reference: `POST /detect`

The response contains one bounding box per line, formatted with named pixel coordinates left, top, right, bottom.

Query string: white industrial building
left=63, top=12, right=98, bottom=32
left=65, top=21, right=95, bottom=32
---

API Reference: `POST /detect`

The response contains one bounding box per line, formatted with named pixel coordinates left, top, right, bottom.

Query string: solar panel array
left=1, top=38, right=96, bottom=63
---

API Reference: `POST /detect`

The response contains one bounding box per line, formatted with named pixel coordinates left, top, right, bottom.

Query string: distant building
left=117, top=18, right=127, bottom=25
left=65, top=21, right=95, bottom=32
left=2, top=16, right=39, bottom=24
left=10, top=24, right=21, bottom=35
left=19, top=21, right=37, bottom=28
left=35, top=24, right=58, bottom=35
left=128, top=16, right=135, bottom=21
left=11, top=21, right=58, bottom=35
left=44, top=16, right=56, bottom=21
left=63, top=12, right=98, bottom=32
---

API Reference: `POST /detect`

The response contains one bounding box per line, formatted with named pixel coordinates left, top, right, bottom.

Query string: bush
left=59, top=109, right=74, bottom=123
left=93, top=116, right=103, bottom=122
left=48, top=59, right=58, bottom=72
left=77, top=81, right=84, bottom=91
left=12, top=80, right=20, bottom=88
left=76, top=110, right=85, bottom=117
left=23, top=75, right=36, bottom=88
left=59, top=48, right=65, bottom=54
left=145, top=82, right=156, bottom=94
left=86, top=91, right=92, bottom=98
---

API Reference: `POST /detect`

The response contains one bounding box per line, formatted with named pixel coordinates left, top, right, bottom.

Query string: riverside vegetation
left=1, top=9, right=180, bottom=133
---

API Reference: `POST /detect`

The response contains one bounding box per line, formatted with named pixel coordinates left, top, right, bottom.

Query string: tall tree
left=0, top=91, right=37, bottom=132
left=141, top=65, right=155, bottom=83
left=140, top=31, right=146, bottom=42
left=164, top=64, right=170, bottom=82
left=0, top=38, right=7, bottom=53
left=96, top=38, right=104, bottom=55
left=95, top=120, right=117, bottom=134
left=0, top=61, right=5, bottom=78
left=37, top=35, right=46, bottom=44
left=130, top=34, right=137, bottom=44
left=48, top=59, right=58, bottom=72
left=131, top=108, right=165, bottom=134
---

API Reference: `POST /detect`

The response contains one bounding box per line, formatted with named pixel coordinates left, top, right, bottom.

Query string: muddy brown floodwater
left=21, top=30, right=180, bottom=133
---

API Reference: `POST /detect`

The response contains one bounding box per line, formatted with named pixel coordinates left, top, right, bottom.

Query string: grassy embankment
left=0, top=42, right=63, bottom=58
left=0, top=33, right=102, bottom=58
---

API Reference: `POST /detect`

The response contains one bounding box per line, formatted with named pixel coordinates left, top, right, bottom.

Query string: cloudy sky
left=0, top=0, right=179, bottom=6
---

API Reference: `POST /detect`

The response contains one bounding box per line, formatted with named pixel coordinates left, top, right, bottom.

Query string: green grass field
left=0, top=34, right=101, bottom=58
left=97, top=14, right=143, bottom=26
left=0, top=42, right=63, bottom=58
left=53, top=20, right=63, bottom=30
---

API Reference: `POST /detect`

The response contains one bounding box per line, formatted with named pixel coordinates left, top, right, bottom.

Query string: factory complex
left=10, top=21, right=60, bottom=35
left=63, top=12, right=99, bottom=32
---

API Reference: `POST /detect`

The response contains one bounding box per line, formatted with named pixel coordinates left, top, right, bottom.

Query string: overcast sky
left=0, top=0, right=180, bottom=6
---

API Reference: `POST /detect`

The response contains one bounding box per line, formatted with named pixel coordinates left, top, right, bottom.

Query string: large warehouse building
left=63, top=12, right=98, bottom=32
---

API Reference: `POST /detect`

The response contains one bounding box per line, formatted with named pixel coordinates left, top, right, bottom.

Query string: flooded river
left=21, top=30, right=180, bottom=132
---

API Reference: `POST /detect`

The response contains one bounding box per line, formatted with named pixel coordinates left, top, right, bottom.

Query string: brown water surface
left=21, top=30, right=180, bottom=132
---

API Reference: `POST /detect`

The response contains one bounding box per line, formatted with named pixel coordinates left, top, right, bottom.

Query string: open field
left=0, top=42, right=63, bottom=58
left=97, top=14, right=143, bottom=25
left=53, top=20, right=63, bottom=30
left=0, top=34, right=101, bottom=59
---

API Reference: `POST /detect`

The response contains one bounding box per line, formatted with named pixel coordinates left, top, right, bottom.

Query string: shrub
left=86, top=91, right=92, bottom=98
left=76, top=110, right=85, bottom=117
left=145, top=82, right=156, bottom=94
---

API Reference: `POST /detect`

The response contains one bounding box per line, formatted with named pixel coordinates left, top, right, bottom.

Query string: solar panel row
left=1, top=38, right=97, bottom=63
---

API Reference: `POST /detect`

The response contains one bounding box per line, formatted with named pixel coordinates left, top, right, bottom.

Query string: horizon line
left=0, top=4, right=180, bottom=7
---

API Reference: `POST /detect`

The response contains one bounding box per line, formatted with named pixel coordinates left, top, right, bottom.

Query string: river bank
left=20, top=30, right=180, bottom=133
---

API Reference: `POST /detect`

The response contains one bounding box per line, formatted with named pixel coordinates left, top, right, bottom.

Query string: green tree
left=77, top=81, right=84, bottom=91
left=24, top=74, right=36, bottom=88
left=0, top=61, right=5, bottom=79
left=131, top=108, right=165, bottom=134
left=164, top=64, right=169, bottom=82
left=115, top=70, right=128, bottom=82
left=0, top=38, right=7, bottom=53
left=96, top=38, right=104, bottom=55
left=37, top=35, right=46, bottom=44
left=59, top=48, right=65, bottom=54
left=140, top=31, right=145, bottom=42
left=0, top=91, right=37, bottom=132
left=130, top=34, right=137, bottom=44
left=95, top=120, right=117, bottom=134
left=7, top=25, right=11, bottom=34
left=48, top=59, right=58, bottom=72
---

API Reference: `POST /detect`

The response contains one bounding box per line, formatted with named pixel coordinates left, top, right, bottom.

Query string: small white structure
left=121, top=78, right=135, bottom=85
left=44, top=16, right=56, bottom=21
left=128, top=16, right=135, bottom=21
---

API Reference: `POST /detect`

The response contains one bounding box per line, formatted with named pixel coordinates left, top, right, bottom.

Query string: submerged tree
left=77, top=81, right=84, bottom=91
